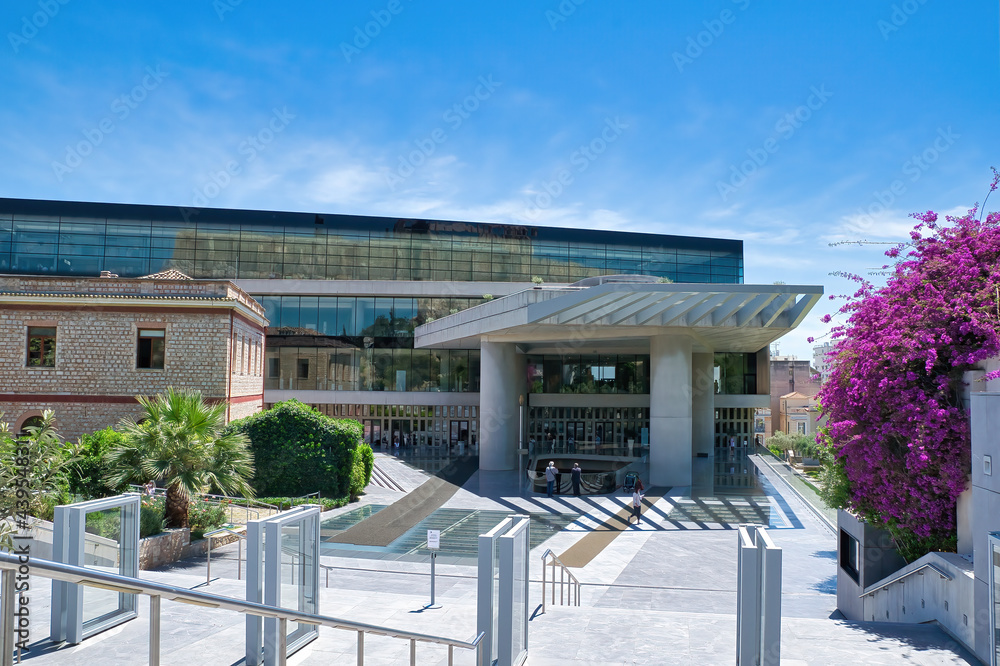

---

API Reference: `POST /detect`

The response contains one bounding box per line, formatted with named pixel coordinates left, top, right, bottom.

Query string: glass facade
left=295, top=403, right=479, bottom=453
left=714, top=352, right=758, bottom=395
left=527, top=406, right=649, bottom=456
left=0, top=198, right=744, bottom=283
left=526, top=355, right=649, bottom=394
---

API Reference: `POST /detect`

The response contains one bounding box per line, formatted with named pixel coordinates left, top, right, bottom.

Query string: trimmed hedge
left=224, top=400, right=365, bottom=498
left=256, top=496, right=351, bottom=511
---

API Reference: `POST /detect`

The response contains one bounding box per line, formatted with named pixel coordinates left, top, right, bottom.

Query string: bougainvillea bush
left=818, top=172, right=1000, bottom=561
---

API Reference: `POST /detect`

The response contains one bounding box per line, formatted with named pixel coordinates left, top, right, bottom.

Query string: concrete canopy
left=414, top=282, right=824, bottom=353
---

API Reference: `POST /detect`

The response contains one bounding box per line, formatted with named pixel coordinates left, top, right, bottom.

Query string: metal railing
left=540, top=549, right=580, bottom=612
left=859, top=561, right=953, bottom=598
left=129, top=486, right=280, bottom=523
left=204, top=526, right=247, bottom=585
left=203, top=533, right=337, bottom=591
left=0, top=552, right=483, bottom=666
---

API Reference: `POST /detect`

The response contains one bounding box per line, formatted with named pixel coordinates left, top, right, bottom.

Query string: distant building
left=766, top=355, right=821, bottom=438
left=812, top=341, right=834, bottom=382
left=0, top=272, right=267, bottom=440
left=778, top=391, right=820, bottom=437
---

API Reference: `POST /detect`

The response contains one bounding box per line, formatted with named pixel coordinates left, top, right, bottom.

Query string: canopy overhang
left=414, top=282, right=823, bottom=353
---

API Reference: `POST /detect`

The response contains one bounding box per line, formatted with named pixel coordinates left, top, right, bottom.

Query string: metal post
left=430, top=552, right=436, bottom=607
left=149, top=595, right=160, bottom=666
left=541, top=556, right=547, bottom=614
left=409, top=638, right=416, bottom=665
left=448, top=645, right=454, bottom=666
left=560, top=566, right=565, bottom=605
left=238, top=538, right=242, bottom=581
left=2, top=569, right=15, bottom=666
left=357, top=630, right=364, bottom=666
left=206, top=536, right=212, bottom=586
left=277, top=617, right=287, bottom=666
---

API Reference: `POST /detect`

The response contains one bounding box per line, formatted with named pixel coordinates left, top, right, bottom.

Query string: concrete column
left=479, top=340, right=523, bottom=471
left=649, top=335, right=693, bottom=487
left=691, top=352, right=714, bottom=458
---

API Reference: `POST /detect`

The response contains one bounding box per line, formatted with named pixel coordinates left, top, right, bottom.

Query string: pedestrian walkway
left=13, top=454, right=978, bottom=665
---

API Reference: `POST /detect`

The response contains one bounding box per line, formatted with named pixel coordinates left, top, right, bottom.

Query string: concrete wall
left=836, top=510, right=907, bottom=621
left=971, top=392, right=1000, bottom=662
left=860, top=552, right=976, bottom=655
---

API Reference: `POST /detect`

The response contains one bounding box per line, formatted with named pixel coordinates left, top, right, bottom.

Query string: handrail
left=540, top=548, right=581, bottom=613
left=205, top=526, right=247, bottom=585
left=859, top=562, right=953, bottom=598
left=0, top=552, right=484, bottom=666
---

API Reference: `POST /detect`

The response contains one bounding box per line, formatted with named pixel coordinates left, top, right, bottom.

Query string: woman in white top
left=630, top=488, right=643, bottom=524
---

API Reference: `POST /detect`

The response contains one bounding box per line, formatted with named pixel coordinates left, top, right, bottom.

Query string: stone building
left=0, top=271, right=267, bottom=440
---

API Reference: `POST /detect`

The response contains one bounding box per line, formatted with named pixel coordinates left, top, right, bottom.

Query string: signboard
left=427, top=529, right=440, bottom=550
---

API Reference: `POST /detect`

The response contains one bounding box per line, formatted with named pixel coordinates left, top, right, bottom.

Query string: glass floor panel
left=666, top=496, right=771, bottom=526
left=320, top=507, right=578, bottom=563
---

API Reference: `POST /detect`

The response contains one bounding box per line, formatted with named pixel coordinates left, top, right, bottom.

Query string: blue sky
left=2, top=1, right=998, bottom=359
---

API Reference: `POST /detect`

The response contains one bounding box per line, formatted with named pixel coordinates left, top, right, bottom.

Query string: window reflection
left=0, top=207, right=743, bottom=283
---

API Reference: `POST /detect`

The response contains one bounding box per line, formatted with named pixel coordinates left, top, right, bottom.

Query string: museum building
left=0, top=197, right=821, bottom=487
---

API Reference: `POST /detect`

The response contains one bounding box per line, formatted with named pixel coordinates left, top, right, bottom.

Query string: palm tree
left=106, top=389, right=255, bottom=528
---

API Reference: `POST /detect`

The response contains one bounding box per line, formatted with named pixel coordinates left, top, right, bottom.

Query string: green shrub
left=224, top=400, right=364, bottom=498
left=350, top=442, right=374, bottom=499
left=188, top=499, right=227, bottom=540
left=71, top=427, right=130, bottom=498
left=256, top=497, right=349, bottom=511
left=140, top=497, right=165, bottom=538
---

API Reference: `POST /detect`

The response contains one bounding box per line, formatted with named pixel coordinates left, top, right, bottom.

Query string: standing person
left=571, top=463, right=582, bottom=497
left=544, top=461, right=558, bottom=498
left=144, top=480, right=156, bottom=496
left=567, top=434, right=575, bottom=453
left=630, top=486, right=644, bottom=525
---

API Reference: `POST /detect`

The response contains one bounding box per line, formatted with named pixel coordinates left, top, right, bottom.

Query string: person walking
left=544, top=461, right=558, bottom=498
left=571, top=462, right=582, bottom=497
left=629, top=486, right=644, bottom=525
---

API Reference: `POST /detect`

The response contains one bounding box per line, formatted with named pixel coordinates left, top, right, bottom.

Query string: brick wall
left=0, top=276, right=266, bottom=439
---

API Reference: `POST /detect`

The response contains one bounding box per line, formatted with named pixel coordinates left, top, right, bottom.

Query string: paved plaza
left=13, top=453, right=978, bottom=665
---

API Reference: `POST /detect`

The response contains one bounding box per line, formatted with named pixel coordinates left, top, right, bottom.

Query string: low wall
left=139, top=527, right=244, bottom=570
left=139, top=528, right=190, bottom=570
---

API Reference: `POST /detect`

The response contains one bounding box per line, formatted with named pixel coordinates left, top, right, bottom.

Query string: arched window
left=18, top=415, right=44, bottom=437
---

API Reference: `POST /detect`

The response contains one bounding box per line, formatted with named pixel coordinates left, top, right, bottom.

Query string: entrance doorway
left=450, top=420, right=469, bottom=453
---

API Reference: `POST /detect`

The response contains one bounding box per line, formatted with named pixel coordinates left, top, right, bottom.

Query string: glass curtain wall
left=0, top=203, right=744, bottom=283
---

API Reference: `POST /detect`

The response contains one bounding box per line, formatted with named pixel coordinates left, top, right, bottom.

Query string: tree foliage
left=0, top=411, right=77, bottom=549
left=818, top=172, right=1000, bottom=560
left=69, top=427, right=130, bottom=498
left=106, top=389, right=255, bottom=529
left=224, top=400, right=366, bottom=499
